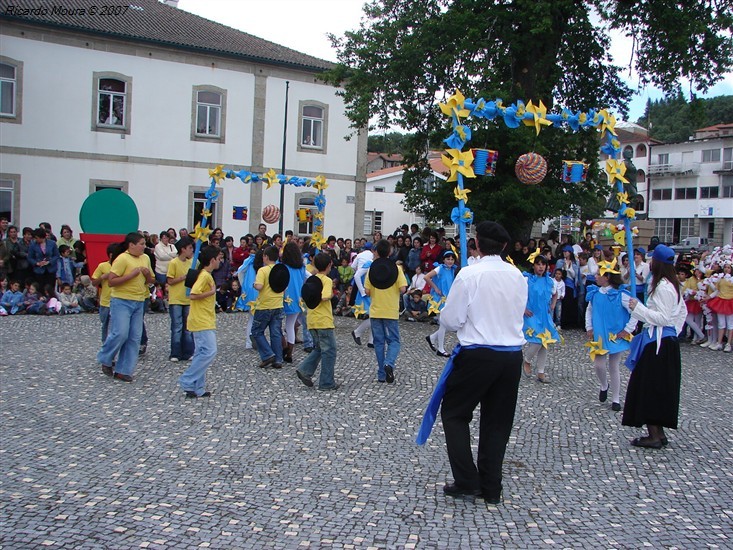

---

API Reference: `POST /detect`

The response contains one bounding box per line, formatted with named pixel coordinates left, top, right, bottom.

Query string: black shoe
left=599, top=387, right=608, bottom=402
left=113, top=373, right=133, bottom=382
left=443, top=483, right=481, bottom=499
left=436, top=350, right=450, bottom=358
left=385, top=365, right=395, bottom=384
left=611, top=402, right=621, bottom=412
left=630, top=436, right=663, bottom=449
left=296, top=370, right=314, bottom=387
left=318, top=383, right=341, bottom=391
left=481, top=493, right=501, bottom=505
left=272, top=362, right=283, bottom=369
left=661, top=437, right=669, bottom=446
left=258, top=356, right=276, bottom=368
left=425, top=335, right=437, bottom=353
left=138, top=344, right=147, bottom=355
left=185, top=391, right=212, bottom=398
left=351, top=331, right=362, bottom=346
left=101, top=365, right=113, bottom=377
left=367, top=343, right=374, bottom=348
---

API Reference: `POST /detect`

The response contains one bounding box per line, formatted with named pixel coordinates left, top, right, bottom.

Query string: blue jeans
left=553, top=301, right=562, bottom=325
left=98, top=306, right=110, bottom=343
left=179, top=330, right=217, bottom=396
left=371, top=318, right=401, bottom=381
left=252, top=308, right=284, bottom=363
left=155, top=272, right=168, bottom=284
left=97, top=298, right=145, bottom=376
left=297, top=329, right=337, bottom=388
left=169, top=304, right=194, bottom=360
left=299, top=311, right=314, bottom=348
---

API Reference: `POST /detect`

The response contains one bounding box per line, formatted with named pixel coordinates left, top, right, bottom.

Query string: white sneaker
left=169, top=357, right=179, bottom=363
left=724, top=344, right=732, bottom=353
left=699, top=340, right=711, bottom=348
left=708, top=343, right=722, bottom=351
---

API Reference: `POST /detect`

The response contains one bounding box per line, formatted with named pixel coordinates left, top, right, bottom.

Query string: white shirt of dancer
left=440, top=255, right=527, bottom=347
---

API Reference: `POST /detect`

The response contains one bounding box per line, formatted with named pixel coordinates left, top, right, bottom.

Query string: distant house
left=0, top=0, right=366, bottom=239
left=366, top=152, right=404, bottom=174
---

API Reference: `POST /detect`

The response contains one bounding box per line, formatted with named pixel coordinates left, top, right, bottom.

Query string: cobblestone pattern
left=1, top=312, right=731, bottom=548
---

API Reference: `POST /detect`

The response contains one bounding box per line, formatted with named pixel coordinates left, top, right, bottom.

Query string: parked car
left=671, top=237, right=711, bottom=254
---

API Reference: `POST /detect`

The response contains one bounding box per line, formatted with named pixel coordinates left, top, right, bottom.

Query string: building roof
left=695, top=123, right=733, bottom=133
left=366, top=157, right=447, bottom=181
left=0, top=0, right=334, bottom=72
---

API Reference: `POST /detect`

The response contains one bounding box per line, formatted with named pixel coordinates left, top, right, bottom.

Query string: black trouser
left=440, top=348, right=522, bottom=498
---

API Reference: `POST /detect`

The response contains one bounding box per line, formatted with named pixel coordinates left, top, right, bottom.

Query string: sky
left=177, top=0, right=733, bottom=125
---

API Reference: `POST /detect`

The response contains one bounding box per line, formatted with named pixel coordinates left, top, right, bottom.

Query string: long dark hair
left=281, top=242, right=303, bottom=269
left=649, top=260, right=680, bottom=300
left=111, top=232, right=144, bottom=263
left=186, top=245, right=220, bottom=289
left=253, top=249, right=265, bottom=272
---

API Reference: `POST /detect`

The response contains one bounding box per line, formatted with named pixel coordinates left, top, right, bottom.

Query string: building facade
left=647, top=124, right=733, bottom=246
left=0, top=0, right=366, bottom=239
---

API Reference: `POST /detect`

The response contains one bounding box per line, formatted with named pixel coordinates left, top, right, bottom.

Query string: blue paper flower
left=502, top=101, right=525, bottom=128
left=314, top=194, right=326, bottom=210
left=450, top=206, right=473, bottom=225
left=444, top=125, right=471, bottom=149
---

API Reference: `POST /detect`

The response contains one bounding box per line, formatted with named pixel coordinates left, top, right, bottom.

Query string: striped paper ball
left=515, top=153, right=548, bottom=185
left=262, top=204, right=280, bottom=224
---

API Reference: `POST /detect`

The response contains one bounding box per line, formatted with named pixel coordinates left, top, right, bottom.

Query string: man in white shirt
left=437, top=221, right=527, bottom=504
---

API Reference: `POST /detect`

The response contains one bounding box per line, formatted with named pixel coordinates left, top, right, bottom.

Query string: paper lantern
left=562, top=160, right=589, bottom=183
left=515, top=153, right=547, bottom=185
left=262, top=204, right=280, bottom=224
left=472, top=149, right=498, bottom=176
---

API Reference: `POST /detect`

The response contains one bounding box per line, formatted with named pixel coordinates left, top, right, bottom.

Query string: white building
left=0, top=0, right=366, bottom=239
left=647, top=123, right=733, bottom=245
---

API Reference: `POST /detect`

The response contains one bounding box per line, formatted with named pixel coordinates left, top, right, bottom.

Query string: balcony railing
left=648, top=162, right=700, bottom=177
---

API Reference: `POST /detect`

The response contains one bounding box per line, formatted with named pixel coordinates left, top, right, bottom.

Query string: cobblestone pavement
left=1, top=312, right=732, bottom=549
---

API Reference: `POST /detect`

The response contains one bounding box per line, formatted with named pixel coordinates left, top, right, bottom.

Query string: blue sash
left=625, top=326, right=677, bottom=371
left=416, top=343, right=522, bottom=445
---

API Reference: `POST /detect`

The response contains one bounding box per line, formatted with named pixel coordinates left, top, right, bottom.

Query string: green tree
left=325, top=0, right=733, bottom=237
left=368, top=131, right=414, bottom=153
left=637, top=95, right=733, bottom=143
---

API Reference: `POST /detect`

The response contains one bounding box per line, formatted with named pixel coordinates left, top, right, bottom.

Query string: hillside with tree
left=637, top=94, right=733, bottom=143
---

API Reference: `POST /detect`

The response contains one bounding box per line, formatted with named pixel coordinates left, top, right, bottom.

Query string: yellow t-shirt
left=306, top=274, right=335, bottom=330
left=92, top=261, right=112, bottom=308
left=365, top=265, right=408, bottom=320
left=717, top=277, right=733, bottom=300
left=167, top=256, right=192, bottom=306
left=187, top=270, right=216, bottom=332
left=255, top=264, right=284, bottom=310
left=110, top=252, right=151, bottom=302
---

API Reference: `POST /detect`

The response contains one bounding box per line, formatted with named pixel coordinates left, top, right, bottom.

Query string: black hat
left=475, top=221, right=511, bottom=244
left=301, top=275, right=323, bottom=309
left=368, top=257, right=399, bottom=289
left=184, top=268, right=199, bottom=289
left=269, top=263, right=290, bottom=293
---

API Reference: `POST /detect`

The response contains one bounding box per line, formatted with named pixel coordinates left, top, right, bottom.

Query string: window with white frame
left=363, top=210, right=383, bottom=236
left=189, top=188, right=223, bottom=230
left=655, top=218, right=674, bottom=243
left=723, top=148, right=732, bottom=171
left=700, top=186, right=719, bottom=199
left=298, top=101, right=328, bottom=153
left=652, top=188, right=672, bottom=200
left=296, top=195, right=317, bottom=236
left=0, top=178, right=15, bottom=223
left=674, top=187, right=696, bottom=200
left=679, top=219, right=695, bottom=241
left=373, top=186, right=386, bottom=192
left=0, top=63, right=17, bottom=117
left=702, top=148, right=721, bottom=163
left=93, top=72, right=131, bottom=132
left=723, top=175, right=733, bottom=198
left=192, top=86, right=227, bottom=142
left=657, top=153, right=669, bottom=165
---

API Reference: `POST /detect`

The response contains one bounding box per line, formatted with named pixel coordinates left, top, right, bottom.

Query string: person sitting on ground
left=1, top=280, right=25, bottom=314
left=404, top=289, right=429, bottom=322
left=23, top=282, right=48, bottom=314
left=57, top=282, right=82, bottom=314
left=77, top=275, right=99, bottom=312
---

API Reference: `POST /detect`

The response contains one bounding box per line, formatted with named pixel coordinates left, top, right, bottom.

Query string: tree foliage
left=368, top=131, right=414, bottom=153
left=324, top=0, right=733, bottom=237
left=637, top=94, right=733, bottom=143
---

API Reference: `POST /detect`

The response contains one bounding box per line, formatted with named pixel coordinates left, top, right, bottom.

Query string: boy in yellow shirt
left=166, top=236, right=194, bottom=362
left=365, top=239, right=407, bottom=384
left=91, top=243, right=115, bottom=343
left=179, top=246, right=221, bottom=398
left=296, top=254, right=339, bottom=390
left=252, top=246, right=289, bottom=368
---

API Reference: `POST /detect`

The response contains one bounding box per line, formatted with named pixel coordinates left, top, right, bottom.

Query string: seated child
left=404, top=289, right=428, bottom=322
left=57, top=282, right=82, bottom=314
left=334, top=285, right=352, bottom=316
left=77, top=275, right=99, bottom=312
left=337, top=257, right=355, bottom=292
left=23, top=282, right=48, bottom=314
left=1, top=280, right=26, bottom=314
left=150, top=282, right=167, bottom=313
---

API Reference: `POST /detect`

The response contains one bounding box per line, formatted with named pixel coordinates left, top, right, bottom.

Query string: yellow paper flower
left=538, top=329, right=557, bottom=349
left=454, top=187, right=471, bottom=203
left=311, top=233, right=325, bottom=249
left=584, top=337, right=609, bottom=360
left=264, top=168, right=279, bottom=189
left=624, top=208, right=636, bottom=219
left=506, top=255, right=516, bottom=267
left=283, top=296, right=293, bottom=306
left=608, top=332, right=617, bottom=343
left=352, top=304, right=366, bottom=317
left=523, top=100, right=553, bottom=135
left=314, top=212, right=324, bottom=221
left=438, top=90, right=470, bottom=120
left=201, top=208, right=212, bottom=219
left=620, top=332, right=633, bottom=342
left=616, top=191, right=629, bottom=205
left=598, top=109, right=618, bottom=136
left=313, top=175, right=328, bottom=191
left=613, top=231, right=626, bottom=247
left=427, top=297, right=445, bottom=315
left=208, top=165, right=225, bottom=183
left=191, top=222, right=213, bottom=243
left=442, top=149, right=476, bottom=182
left=598, top=259, right=620, bottom=276
left=525, top=327, right=535, bottom=338
left=247, top=301, right=257, bottom=314
left=605, top=159, right=629, bottom=185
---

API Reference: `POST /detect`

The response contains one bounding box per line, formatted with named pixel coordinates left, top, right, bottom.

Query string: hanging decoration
left=562, top=161, right=589, bottom=183
left=472, top=149, right=498, bottom=176
left=515, top=153, right=548, bottom=185
left=262, top=204, right=280, bottom=224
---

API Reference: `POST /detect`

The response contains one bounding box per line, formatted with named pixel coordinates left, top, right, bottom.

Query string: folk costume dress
left=427, top=262, right=458, bottom=356
left=352, top=260, right=373, bottom=346
left=283, top=263, right=307, bottom=350
left=523, top=271, right=559, bottom=379
left=236, top=255, right=260, bottom=349
left=585, top=284, right=634, bottom=407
